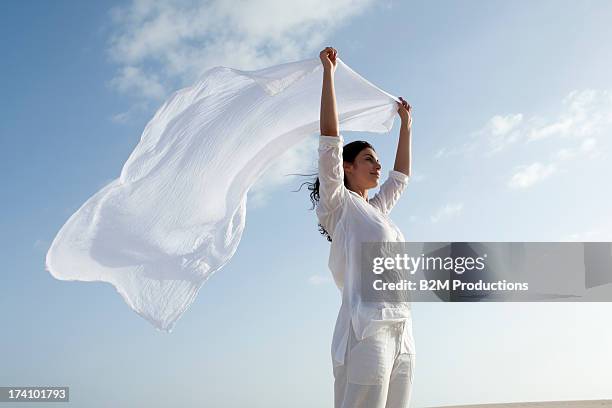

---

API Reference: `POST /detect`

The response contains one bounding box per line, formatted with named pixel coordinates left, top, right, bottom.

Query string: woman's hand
left=319, top=47, right=338, bottom=73
left=397, top=96, right=412, bottom=128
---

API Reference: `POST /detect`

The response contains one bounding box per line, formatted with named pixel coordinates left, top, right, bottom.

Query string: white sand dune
left=432, top=400, right=612, bottom=408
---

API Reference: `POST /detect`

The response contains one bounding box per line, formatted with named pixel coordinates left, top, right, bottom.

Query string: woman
left=311, top=47, right=416, bottom=408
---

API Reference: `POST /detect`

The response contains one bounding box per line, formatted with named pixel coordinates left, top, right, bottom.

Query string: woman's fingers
left=329, top=48, right=337, bottom=61
left=320, top=46, right=337, bottom=61
left=398, top=96, right=411, bottom=110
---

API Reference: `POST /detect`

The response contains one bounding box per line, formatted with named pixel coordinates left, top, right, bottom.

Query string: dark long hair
left=294, top=140, right=375, bottom=242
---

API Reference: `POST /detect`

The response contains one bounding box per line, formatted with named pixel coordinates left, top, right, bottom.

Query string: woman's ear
left=343, top=162, right=352, bottom=175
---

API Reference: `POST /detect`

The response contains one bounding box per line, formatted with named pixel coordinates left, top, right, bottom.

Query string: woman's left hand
left=397, top=96, right=412, bottom=128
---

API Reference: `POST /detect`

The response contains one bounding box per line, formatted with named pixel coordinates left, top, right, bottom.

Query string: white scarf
left=45, top=57, right=401, bottom=331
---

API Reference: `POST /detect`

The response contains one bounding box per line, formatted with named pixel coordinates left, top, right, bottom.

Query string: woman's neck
left=349, top=187, right=368, bottom=202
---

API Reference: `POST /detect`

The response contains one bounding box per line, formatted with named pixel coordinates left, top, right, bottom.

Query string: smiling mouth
left=371, top=173, right=380, bottom=177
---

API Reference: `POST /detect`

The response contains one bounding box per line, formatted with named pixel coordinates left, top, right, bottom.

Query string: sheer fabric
left=46, top=57, right=401, bottom=332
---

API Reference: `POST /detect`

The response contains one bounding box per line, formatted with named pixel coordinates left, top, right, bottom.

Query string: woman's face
left=344, top=147, right=381, bottom=190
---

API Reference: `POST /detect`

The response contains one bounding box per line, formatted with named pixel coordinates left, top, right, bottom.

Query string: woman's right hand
left=319, top=47, right=338, bottom=73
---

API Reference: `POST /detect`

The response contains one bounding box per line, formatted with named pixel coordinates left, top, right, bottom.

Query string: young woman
left=310, top=47, right=416, bottom=408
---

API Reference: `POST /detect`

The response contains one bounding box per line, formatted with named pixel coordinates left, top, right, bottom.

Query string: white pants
left=333, top=322, right=415, bottom=408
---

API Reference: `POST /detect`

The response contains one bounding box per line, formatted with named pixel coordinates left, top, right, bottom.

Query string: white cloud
left=489, top=113, right=523, bottom=136
left=507, top=162, right=556, bottom=189
left=554, top=147, right=577, bottom=161
left=553, top=137, right=600, bottom=162
left=110, top=111, right=131, bottom=124
left=106, top=0, right=378, bottom=101
left=485, top=113, right=524, bottom=153
left=430, top=203, right=463, bottom=223
left=436, top=89, right=611, bottom=193
left=434, top=113, right=524, bottom=159
left=434, top=113, right=523, bottom=159
left=519, top=90, right=608, bottom=189
left=437, top=89, right=612, bottom=161
left=109, top=65, right=167, bottom=100
left=526, top=118, right=573, bottom=141
left=109, top=101, right=150, bottom=124
left=526, top=90, right=612, bottom=142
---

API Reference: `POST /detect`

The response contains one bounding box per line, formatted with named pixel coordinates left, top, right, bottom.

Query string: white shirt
left=316, top=134, right=416, bottom=367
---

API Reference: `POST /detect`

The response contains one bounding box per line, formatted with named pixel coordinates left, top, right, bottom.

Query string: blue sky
left=2, top=1, right=612, bottom=407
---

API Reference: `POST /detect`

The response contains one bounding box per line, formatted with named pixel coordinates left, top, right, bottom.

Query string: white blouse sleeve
left=369, top=170, right=410, bottom=215
left=317, top=135, right=347, bottom=213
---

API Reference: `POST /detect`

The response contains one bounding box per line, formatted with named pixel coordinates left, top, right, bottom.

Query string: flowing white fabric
left=45, top=57, right=401, bottom=332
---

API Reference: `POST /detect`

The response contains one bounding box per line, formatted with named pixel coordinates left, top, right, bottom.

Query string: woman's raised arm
left=319, top=47, right=339, bottom=137
left=393, top=97, right=413, bottom=177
